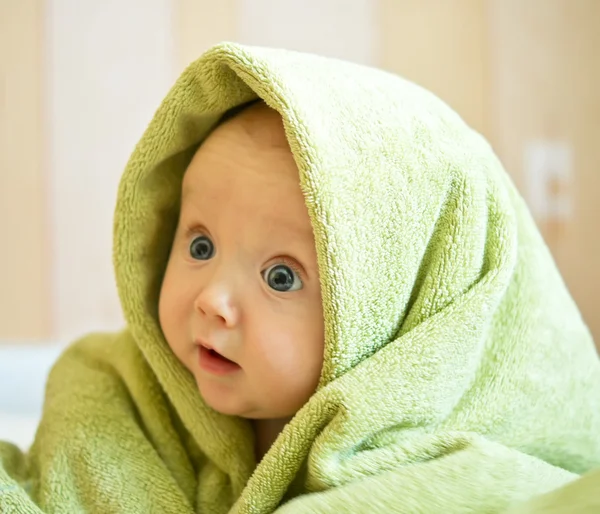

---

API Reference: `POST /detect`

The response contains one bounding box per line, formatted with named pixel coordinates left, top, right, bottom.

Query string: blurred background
left=1, top=0, right=599, bottom=445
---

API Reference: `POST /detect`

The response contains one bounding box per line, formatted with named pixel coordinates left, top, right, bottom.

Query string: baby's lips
left=195, top=337, right=239, bottom=365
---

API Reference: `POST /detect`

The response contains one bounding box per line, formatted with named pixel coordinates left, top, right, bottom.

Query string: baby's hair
left=215, top=99, right=288, bottom=150
left=194, top=99, right=266, bottom=155
left=218, top=98, right=264, bottom=125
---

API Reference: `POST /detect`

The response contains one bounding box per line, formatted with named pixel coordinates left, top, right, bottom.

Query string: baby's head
left=159, top=101, right=324, bottom=420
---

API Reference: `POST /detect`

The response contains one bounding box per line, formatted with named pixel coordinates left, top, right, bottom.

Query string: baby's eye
left=262, top=264, right=303, bottom=292
left=189, top=235, right=214, bottom=260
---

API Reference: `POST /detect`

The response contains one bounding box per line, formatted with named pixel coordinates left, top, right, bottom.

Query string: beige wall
left=486, top=0, right=600, bottom=344
left=174, top=0, right=237, bottom=73
left=0, top=0, right=50, bottom=339
left=379, top=0, right=489, bottom=136
left=46, top=0, right=174, bottom=343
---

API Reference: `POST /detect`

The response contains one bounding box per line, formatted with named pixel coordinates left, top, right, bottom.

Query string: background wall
left=1, top=0, right=598, bottom=346
left=485, top=0, right=600, bottom=342
left=0, top=0, right=49, bottom=339
left=45, top=0, right=174, bottom=342
left=379, top=0, right=488, bottom=136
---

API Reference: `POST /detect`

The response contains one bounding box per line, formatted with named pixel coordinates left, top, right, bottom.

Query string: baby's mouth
left=197, top=344, right=241, bottom=375
left=207, top=348, right=234, bottom=363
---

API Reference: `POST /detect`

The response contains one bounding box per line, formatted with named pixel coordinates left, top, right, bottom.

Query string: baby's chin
left=206, top=399, right=287, bottom=420
left=196, top=381, right=258, bottom=418
left=197, top=383, right=292, bottom=419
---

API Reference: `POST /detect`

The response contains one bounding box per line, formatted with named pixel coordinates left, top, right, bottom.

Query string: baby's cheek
left=161, top=270, right=188, bottom=319
left=261, top=325, right=300, bottom=368
left=158, top=279, right=186, bottom=347
left=157, top=289, right=170, bottom=334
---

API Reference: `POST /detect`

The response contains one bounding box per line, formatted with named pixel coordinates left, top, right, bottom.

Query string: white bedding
left=0, top=412, right=42, bottom=450
left=0, top=343, right=63, bottom=449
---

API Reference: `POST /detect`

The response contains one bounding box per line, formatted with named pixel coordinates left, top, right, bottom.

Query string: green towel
left=1, top=42, right=600, bottom=513
left=504, top=468, right=600, bottom=514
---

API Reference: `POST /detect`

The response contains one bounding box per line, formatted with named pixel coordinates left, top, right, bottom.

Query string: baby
left=1, top=42, right=599, bottom=514
left=159, top=101, right=325, bottom=461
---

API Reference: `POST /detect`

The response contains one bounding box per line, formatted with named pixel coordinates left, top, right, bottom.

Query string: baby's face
left=159, top=104, right=324, bottom=420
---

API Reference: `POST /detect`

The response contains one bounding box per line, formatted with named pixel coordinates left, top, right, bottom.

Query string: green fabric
left=504, top=468, right=600, bottom=514
left=1, top=42, right=600, bottom=513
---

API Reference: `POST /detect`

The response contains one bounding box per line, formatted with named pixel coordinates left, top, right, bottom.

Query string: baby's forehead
left=183, top=103, right=297, bottom=189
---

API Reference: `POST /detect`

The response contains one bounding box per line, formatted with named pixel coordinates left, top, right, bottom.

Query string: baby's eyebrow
left=265, top=216, right=315, bottom=242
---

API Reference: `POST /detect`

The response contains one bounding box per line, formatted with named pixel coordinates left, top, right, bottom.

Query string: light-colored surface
left=379, top=0, right=488, bottom=136
left=0, top=412, right=41, bottom=450
left=0, top=0, right=50, bottom=339
left=523, top=141, right=573, bottom=221
left=0, top=343, right=63, bottom=449
left=237, top=0, right=377, bottom=65
left=45, top=0, right=175, bottom=342
left=486, top=0, right=600, bottom=344
left=175, top=0, right=236, bottom=73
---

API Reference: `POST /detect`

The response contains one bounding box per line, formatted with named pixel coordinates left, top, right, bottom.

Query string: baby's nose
left=193, top=284, right=240, bottom=328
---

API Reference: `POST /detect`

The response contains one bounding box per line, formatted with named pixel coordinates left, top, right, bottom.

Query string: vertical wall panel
left=46, top=0, right=175, bottom=341
left=0, top=0, right=49, bottom=340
